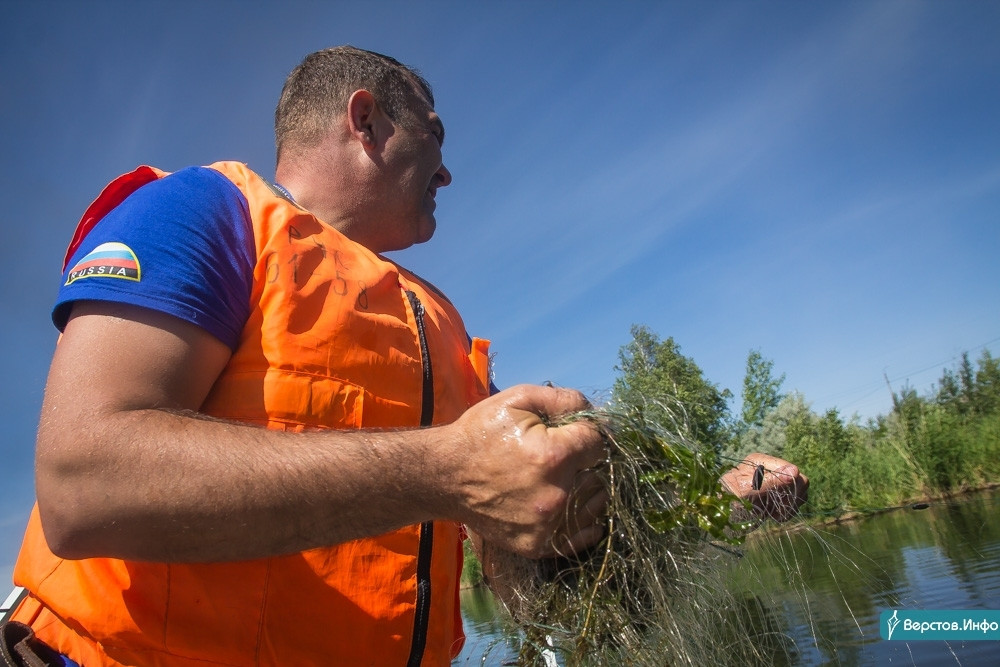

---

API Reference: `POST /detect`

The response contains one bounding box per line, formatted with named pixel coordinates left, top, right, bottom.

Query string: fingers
left=560, top=523, right=607, bottom=557
left=565, top=485, right=610, bottom=552
left=741, top=452, right=798, bottom=476
left=780, top=465, right=809, bottom=517
left=454, top=384, right=610, bottom=559
left=546, top=418, right=607, bottom=472
left=546, top=424, right=610, bottom=556
left=495, top=383, right=606, bottom=472
left=757, top=464, right=796, bottom=495
left=724, top=454, right=809, bottom=523
left=502, top=383, right=592, bottom=422
left=538, top=473, right=610, bottom=558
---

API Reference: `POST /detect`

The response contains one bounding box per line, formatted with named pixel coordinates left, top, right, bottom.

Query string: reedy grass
left=476, top=401, right=785, bottom=666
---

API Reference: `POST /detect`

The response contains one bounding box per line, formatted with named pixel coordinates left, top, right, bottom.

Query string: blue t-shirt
left=54, top=167, right=256, bottom=350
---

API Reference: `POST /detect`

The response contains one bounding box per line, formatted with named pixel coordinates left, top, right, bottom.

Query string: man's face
left=374, top=91, right=452, bottom=252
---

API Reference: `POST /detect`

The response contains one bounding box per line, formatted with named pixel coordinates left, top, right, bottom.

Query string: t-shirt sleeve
left=53, top=166, right=256, bottom=350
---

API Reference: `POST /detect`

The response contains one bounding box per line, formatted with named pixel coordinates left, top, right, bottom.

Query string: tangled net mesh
left=476, top=401, right=795, bottom=666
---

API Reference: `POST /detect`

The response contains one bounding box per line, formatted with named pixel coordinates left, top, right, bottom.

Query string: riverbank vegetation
left=461, top=325, right=1000, bottom=663
left=727, top=343, right=1000, bottom=518
left=615, top=324, right=1000, bottom=519
left=463, top=326, right=1000, bottom=587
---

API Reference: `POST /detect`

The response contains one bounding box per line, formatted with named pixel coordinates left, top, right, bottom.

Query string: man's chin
left=382, top=216, right=436, bottom=252
left=415, top=218, right=437, bottom=245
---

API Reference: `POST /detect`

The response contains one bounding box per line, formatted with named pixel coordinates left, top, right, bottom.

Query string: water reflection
left=458, top=489, right=1000, bottom=665
left=455, top=585, right=519, bottom=665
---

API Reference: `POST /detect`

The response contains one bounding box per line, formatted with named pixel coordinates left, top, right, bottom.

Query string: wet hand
left=447, top=384, right=609, bottom=559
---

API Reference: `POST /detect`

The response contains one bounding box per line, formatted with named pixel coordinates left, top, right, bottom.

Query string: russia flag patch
left=65, top=242, right=141, bottom=285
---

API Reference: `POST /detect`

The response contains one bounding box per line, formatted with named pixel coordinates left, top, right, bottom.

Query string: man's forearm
left=37, top=406, right=457, bottom=562
left=37, top=384, right=609, bottom=564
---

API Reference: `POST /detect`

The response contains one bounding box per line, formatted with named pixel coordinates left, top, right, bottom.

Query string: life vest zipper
left=404, top=289, right=434, bottom=667
left=406, top=291, right=435, bottom=428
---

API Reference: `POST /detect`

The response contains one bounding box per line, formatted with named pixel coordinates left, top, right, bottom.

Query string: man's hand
left=720, top=452, right=809, bottom=523
left=444, top=384, right=609, bottom=559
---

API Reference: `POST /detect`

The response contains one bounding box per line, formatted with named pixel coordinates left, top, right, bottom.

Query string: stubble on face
left=379, top=91, right=449, bottom=250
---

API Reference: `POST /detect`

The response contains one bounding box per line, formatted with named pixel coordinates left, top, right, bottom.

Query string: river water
left=455, top=488, right=1000, bottom=665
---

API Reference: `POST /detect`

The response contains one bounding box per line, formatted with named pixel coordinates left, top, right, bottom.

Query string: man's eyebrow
left=431, top=117, right=445, bottom=145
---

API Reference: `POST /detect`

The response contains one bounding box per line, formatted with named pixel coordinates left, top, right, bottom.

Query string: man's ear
left=347, top=89, right=379, bottom=149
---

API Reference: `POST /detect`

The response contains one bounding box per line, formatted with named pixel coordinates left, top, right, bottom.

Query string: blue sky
left=2, top=1, right=998, bottom=585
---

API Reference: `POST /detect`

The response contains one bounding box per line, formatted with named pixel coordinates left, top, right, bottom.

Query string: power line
left=818, top=335, right=1000, bottom=414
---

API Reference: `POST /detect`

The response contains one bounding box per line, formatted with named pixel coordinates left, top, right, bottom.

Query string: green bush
left=618, top=325, right=1000, bottom=520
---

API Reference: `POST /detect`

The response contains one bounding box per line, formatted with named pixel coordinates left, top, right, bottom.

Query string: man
left=6, top=47, right=806, bottom=666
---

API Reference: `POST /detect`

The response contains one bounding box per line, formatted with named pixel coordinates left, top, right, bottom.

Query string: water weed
left=476, top=402, right=786, bottom=666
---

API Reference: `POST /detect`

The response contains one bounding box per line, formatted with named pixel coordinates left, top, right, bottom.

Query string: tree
left=959, top=352, right=976, bottom=404
left=740, top=349, right=786, bottom=429
left=936, top=366, right=961, bottom=408
left=974, top=349, right=1000, bottom=415
left=612, top=324, right=733, bottom=452
left=936, top=349, right=1000, bottom=417
left=728, top=392, right=810, bottom=462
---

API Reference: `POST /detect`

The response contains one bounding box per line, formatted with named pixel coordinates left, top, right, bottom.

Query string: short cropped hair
left=275, top=46, right=434, bottom=161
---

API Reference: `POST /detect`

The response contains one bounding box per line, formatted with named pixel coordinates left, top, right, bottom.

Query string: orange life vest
left=13, top=161, right=492, bottom=666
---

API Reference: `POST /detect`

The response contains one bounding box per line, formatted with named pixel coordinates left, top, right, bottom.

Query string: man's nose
left=435, top=163, right=452, bottom=188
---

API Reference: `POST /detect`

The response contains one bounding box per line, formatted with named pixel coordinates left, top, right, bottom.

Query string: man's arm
left=36, top=301, right=607, bottom=563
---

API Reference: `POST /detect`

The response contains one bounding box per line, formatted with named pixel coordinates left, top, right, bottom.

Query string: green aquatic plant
left=476, top=401, right=788, bottom=666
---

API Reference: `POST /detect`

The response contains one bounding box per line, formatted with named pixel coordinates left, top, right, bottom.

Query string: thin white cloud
left=435, top=1, right=934, bottom=344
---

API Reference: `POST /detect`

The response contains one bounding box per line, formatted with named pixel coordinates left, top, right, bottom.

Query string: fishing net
left=475, top=402, right=794, bottom=666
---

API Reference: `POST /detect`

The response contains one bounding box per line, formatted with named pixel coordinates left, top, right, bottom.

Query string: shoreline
left=766, top=481, right=1000, bottom=535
